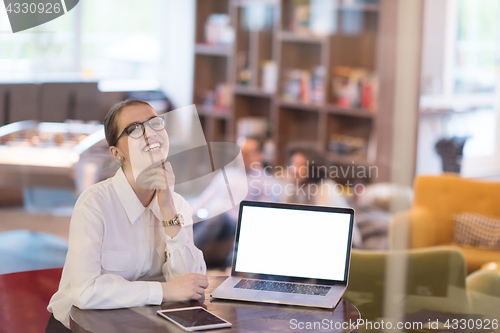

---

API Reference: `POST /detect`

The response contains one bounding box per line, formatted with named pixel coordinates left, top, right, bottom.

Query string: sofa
left=390, top=174, right=500, bottom=273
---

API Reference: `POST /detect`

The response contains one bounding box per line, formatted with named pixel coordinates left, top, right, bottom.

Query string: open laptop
left=211, top=200, right=355, bottom=309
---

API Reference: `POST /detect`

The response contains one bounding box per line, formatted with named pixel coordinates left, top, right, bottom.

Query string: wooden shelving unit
left=233, top=85, right=274, bottom=98
left=278, top=31, right=327, bottom=43
left=325, top=105, right=374, bottom=118
left=192, top=0, right=397, bottom=183
left=194, top=43, right=233, bottom=56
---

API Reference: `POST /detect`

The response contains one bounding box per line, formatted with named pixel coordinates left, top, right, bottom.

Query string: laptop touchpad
left=256, top=291, right=294, bottom=302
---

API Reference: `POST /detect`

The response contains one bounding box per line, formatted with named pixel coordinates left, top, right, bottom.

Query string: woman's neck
left=122, top=165, right=155, bottom=207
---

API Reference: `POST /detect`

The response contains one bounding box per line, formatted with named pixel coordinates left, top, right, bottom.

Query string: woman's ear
left=109, top=146, right=123, bottom=162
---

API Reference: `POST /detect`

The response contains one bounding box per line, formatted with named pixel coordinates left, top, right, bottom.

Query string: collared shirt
left=47, top=167, right=206, bottom=328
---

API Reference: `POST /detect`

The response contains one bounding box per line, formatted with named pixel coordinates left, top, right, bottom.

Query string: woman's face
left=290, top=152, right=308, bottom=183
left=114, top=104, right=169, bottom=172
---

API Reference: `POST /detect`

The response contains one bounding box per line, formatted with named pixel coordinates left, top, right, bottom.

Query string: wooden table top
left=70, top=276, right=360, bottom=333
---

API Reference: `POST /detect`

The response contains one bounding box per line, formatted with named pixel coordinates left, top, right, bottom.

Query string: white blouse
left=47, top=167, right=206, bottom=328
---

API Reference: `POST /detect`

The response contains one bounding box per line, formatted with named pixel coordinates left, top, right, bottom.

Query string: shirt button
left=140, top=271, right=146, bottom=276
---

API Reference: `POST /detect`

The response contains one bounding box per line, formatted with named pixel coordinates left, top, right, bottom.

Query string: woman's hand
left=156, top=161, right=176, bottom=219
left=136, top=160, right=175, bottom=191
left=136, top=160, right=179, bottom=236
left=161, top=273, right=209, bottom=302
left=136, top=161, right=177, bottom=216
left=154, top=161, right=180, bottom=238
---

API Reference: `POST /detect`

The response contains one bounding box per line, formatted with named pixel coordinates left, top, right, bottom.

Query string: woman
left=282, top=148, right=363, bottom=248
left=46, top=100, right=207, bottom=331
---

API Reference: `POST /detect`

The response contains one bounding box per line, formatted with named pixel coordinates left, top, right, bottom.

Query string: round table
left=70, top=276, right=361, bottom=333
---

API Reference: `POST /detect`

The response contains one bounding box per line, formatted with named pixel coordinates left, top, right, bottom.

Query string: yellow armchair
left=391, top=174, right=500, bottom=273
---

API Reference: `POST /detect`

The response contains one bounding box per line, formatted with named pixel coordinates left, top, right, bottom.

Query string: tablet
left=157, top=306, right=232, bottom=331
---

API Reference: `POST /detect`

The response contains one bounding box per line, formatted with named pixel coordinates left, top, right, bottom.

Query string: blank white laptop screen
left=234, top=205, right=351, bottom=281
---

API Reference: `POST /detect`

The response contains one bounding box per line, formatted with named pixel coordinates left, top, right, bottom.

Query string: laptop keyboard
left=234, top=279, right=331, bottom=296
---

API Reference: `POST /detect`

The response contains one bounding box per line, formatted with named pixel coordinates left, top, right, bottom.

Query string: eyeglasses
left=113, top=116, right=165, bottom=146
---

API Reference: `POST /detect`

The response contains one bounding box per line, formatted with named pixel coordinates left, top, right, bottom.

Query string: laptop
left=211, top=200, right=355, bottom=309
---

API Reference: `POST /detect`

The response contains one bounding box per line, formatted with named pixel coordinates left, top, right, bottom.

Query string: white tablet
left=157, top=306, right=232, bottom=331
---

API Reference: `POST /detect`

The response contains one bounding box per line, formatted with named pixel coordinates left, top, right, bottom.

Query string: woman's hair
left=244, top=135, right=265, bottom=153
left=288, top=147, right=329, bottom=184
left=103, top=99, right=151, bottom=147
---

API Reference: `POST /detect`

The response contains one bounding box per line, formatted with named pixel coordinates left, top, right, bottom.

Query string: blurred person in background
left=192, top=135, right=279, bottom=253
left=282, top=147, right=362, bottom=248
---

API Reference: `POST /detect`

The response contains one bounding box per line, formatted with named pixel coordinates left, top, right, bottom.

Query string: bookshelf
left=192, top=0, right=397, bottom=183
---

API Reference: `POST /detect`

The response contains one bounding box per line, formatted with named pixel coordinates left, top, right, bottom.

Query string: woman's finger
left=163, top=161, right=174, bottom=174
left=135, top=161, right=175, bottom=189
left=162, top=161, right=175, bottom=187
left=195, top=275, right=209, bottom=288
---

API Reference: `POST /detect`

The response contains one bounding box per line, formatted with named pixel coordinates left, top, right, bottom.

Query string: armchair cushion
left=454, top=212, right=500, bottom=250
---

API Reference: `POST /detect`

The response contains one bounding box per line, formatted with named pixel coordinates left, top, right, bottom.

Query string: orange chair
left=391, top=174, right=500, bottom=273
left=0, top=268, right=62, bottom=332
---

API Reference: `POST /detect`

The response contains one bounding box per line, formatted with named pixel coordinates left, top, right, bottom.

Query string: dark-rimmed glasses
left=113, top=116, right=165, bottom=146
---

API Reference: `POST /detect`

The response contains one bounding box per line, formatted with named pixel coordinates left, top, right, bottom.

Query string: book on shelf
left=282, top=66, right=326, bottom=104
left=329, top=133, right=367, bottom=156
left=331, top=66, right=378, bottom=111
left=261, top=60, right=278, bottom=93
left=288, top=0, right=310, bottom=34
left=204, top=14, right=235, bottom=45
left=287, top=0, right=337, bottom=36
left=300, top=70, right=310, bottom=103
left=201, top=83, right=232, bottom=114
left=286, top=0, right=379, bottom=36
